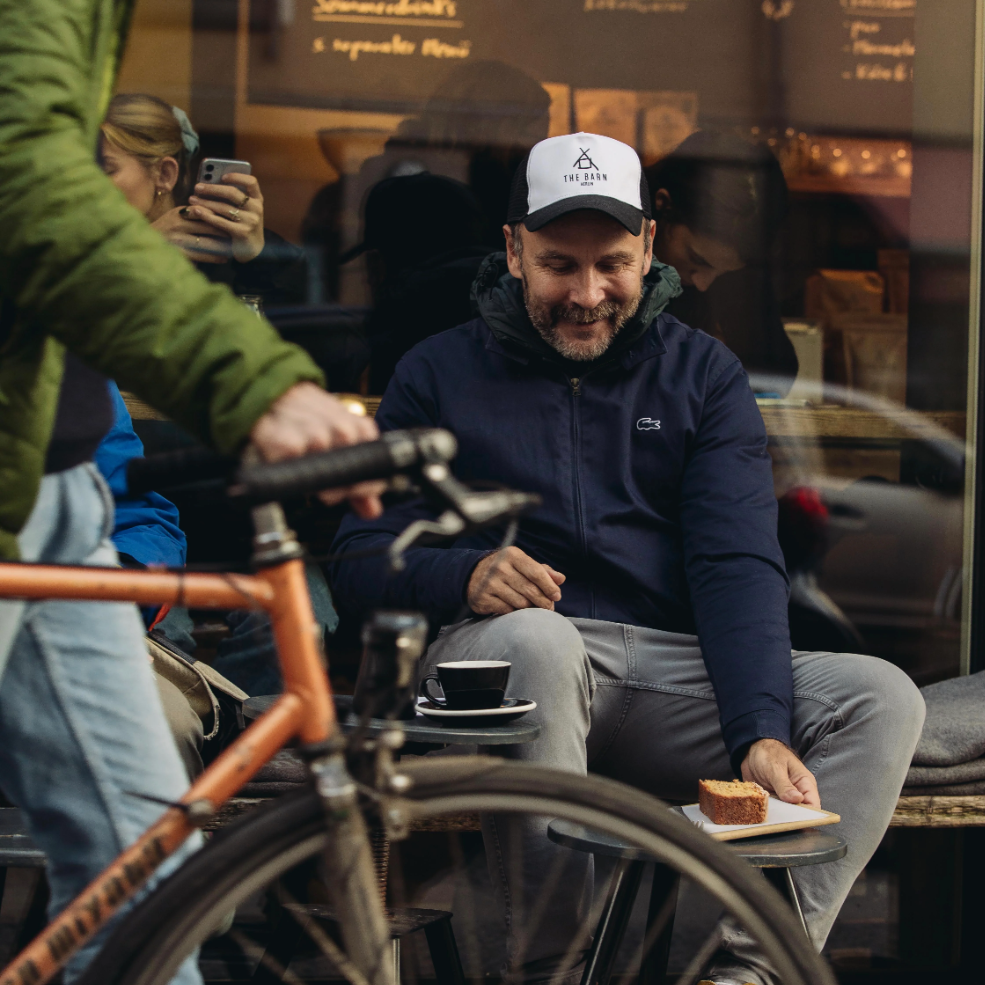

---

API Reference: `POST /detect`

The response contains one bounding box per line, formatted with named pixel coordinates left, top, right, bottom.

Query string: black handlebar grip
left=126, top=447, right=239, bottom=497
left=232, top=428, right=457, bottom=502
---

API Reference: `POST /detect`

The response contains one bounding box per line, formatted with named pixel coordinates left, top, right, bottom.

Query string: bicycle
left=0, top=429, right=834, bottom=985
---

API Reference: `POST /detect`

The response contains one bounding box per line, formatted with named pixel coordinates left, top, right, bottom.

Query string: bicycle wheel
left=76, top=757, right=834, bottom=985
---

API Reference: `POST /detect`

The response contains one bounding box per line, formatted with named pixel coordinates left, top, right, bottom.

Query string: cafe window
left=117, top=0, right=985, bottom=969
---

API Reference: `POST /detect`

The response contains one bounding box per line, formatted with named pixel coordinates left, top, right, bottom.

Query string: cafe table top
left=245, top=693, right=541, bottom=747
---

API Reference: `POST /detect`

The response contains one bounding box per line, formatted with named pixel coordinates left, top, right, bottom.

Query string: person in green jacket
left=0, top=2, right=381, bottom=981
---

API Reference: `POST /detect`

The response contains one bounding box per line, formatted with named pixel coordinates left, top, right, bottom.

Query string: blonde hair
left=100, top=93, right=195, bottom=204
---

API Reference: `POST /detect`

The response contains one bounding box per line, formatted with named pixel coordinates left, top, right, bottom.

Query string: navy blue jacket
left=330, top=256, right=793, bottom=764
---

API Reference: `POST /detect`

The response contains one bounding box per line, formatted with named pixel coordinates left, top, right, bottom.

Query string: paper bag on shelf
left=835, top=313, right=908, bottom=406
left=805, top=269, right=885, bottom=321
left=805, top=269, right=886, bottom=386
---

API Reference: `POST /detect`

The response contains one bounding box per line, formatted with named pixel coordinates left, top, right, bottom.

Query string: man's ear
left=653, top=188, right=672, bottom=217
left=156, top=156, right=179, bottom=195
left=643, top=218, right=656, bottom=268
left=503, top=223, right=523, bottom=279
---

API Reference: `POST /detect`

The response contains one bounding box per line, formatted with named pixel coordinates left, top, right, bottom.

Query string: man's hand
left=249, top=383, right=384, bottom=518
left=467, top=546, right=565, bottom=615
left=741, top=738, right=820, bottom=808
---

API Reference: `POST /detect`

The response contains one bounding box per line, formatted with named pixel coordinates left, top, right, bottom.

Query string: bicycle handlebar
left=126, top=428, right=458, bottom=502
left=127, top=447, right=239, bottom=496
left=232, top=428, right=457, bottom=501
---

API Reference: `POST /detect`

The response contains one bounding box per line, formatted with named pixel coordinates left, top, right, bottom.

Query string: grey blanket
left=905, top=757, right=985, bottom=786
left=911, top=669, right=985, bottom=766
left=902, top=778, right=985, bottom=796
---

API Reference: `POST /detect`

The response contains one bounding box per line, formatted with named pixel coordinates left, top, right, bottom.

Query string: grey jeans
left=423, top=609, right=925, bottom=985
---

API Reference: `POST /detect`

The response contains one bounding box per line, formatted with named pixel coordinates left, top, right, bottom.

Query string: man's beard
left=522, top=275, right=644, bottom=362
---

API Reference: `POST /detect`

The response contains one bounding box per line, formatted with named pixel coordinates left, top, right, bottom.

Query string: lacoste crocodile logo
left=636, top=418, right=661, bottom=431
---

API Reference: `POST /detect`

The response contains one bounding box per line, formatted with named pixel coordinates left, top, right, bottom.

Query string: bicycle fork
left=307, top=610, right=429, bottom=985
left=310, top=753, right=396, bottom=985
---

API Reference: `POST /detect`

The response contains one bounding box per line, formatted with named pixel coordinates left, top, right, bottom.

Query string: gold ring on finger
left=227, top=207, right=241, bottom=222
left=195, top=235, right=202, bottom=245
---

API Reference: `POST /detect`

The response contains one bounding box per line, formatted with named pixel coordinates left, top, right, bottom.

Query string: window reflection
left=119, top=0, right=977, bottom=685
left=110, top=0, right=983, bottom=971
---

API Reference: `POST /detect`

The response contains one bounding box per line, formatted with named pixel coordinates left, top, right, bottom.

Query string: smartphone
left=197, top=158, right=252, bottom=186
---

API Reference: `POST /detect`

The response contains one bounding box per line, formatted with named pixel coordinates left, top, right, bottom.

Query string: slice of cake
left=698, top=779, right=768, bottom=825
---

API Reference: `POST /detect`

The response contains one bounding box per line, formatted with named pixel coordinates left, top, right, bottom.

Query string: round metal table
left=548, top=816, right=847, bottom=867
left=547, top=817, right=846, bottom=985
left=244, top=693, right=541, bottom=747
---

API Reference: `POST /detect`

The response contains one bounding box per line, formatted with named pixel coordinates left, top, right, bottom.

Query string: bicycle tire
left=75, top=757, right=835, bottom=985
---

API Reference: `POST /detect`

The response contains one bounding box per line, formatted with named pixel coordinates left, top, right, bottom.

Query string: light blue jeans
left=0, top=464, right=203, bottom=983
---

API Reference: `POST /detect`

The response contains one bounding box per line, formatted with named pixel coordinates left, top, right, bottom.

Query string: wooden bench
left=890, top=795, right=985, bottom=828
left=206, top=794, right=985, bottom=832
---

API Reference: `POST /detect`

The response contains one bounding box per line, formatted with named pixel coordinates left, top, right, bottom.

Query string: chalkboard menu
left=247, top=0, right=914, bottom=135
left=781, top=0, right=915, bottom=135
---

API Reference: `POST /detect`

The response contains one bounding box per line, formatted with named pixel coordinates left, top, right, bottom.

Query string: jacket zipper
left=568, top=376, right=593, bottom=617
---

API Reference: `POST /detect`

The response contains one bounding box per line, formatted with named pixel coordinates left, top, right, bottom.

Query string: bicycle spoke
left=674, top=916, right=726, bottom=985
left=226, top=927, right=306, bottom=985
left=509, top=817, right=595, bottom=972
left=637, top=872, right=680, bottom=969
left=276, top=883, right=375, bottom=985
left=445, top=819, right=484, bottom=981
left=544, top=861, right=613, bottom=985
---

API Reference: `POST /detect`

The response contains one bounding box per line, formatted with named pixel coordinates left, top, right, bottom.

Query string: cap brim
left=522, top=195, right=644, bottom=235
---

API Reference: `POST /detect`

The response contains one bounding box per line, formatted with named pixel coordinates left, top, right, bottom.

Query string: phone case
left=198, top=158, right=252, bottom=186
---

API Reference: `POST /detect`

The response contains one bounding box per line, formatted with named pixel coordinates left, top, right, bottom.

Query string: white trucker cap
left=507, top=132, right=651, bottom=235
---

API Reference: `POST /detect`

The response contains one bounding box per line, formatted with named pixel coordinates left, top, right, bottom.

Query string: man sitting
left=329, top=132, right=924, bottom=985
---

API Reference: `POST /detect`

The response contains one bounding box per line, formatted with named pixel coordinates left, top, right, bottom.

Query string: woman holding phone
left=98, top=93, right=305, bottom=304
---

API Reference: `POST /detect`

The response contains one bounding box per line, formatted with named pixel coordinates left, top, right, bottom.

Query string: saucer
left=416, top=698, right=537, bottom=727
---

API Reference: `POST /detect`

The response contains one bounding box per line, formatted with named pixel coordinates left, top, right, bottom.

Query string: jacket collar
left=470, top=252, right=682, bottom=374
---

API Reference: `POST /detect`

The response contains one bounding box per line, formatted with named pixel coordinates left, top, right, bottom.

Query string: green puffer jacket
left=0, top=0, right=324, bottom=559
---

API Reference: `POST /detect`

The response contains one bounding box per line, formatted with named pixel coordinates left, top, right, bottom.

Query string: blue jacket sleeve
left=328, top=361, right=487, bottom=625
left=94, top=384, right=187, bottom=569
left=680, top=358, right=792, bottom=770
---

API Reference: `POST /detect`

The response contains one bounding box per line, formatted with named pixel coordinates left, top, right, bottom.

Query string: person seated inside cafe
left=646, top=129, right=799, bottom=393
left=342, top=172, right=493, bottom=393
left=328, top=132, right=925, bottom=985
left=96, top=383, right=337, bottom=778
left=98, top=92, right=307, bottom=306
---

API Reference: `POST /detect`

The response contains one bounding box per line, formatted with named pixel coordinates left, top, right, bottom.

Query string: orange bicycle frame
left=0, top=554, right=335, bottom=985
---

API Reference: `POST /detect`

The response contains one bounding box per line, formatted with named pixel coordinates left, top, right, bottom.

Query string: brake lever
left=388, top=512, right=466, bottom=572
left=419, top=463, right=541, bottom=522
left=386, top=463, right=541, bottom=572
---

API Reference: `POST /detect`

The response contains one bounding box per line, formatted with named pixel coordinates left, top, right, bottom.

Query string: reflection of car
left=758, top=377, right=966, bottom=685
left=814, top=478, right=963, bottom=684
